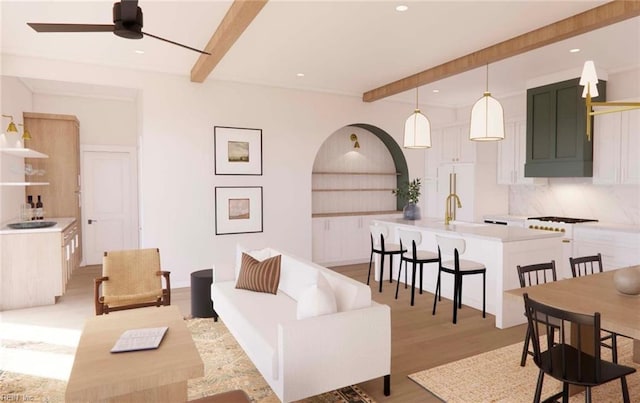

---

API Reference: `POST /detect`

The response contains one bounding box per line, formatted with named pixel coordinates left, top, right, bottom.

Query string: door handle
left=88, top=219, right=97, bottom=224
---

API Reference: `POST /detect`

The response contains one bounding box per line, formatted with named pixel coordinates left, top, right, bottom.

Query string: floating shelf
left=0, top=182, right=50, bottom=186
left=312, top=188, right=395, bottom=192
left=0, top=148, right=49, bottom=158
left=312, top=171, right=399, bottom=176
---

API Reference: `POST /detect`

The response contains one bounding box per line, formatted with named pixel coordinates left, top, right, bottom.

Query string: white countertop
left=0, top=217, right=76, bottom=235
left=482, top=214, right=529, bottom=223
left=574, top=221, right=640, bottom=234
left=376, top=218, right=563, bottom=242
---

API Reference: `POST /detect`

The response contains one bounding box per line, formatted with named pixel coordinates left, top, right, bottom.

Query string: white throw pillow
left=296, top=282, right=338, bottom=320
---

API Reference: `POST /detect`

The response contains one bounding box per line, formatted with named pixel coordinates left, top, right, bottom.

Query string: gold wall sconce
left=580, top=60, right=640, bottom=141
left=350, top=133, right=360, bottom=149
left=2, top=114, right=19, bottom=134
left=18, top=123, right=32, bottom=140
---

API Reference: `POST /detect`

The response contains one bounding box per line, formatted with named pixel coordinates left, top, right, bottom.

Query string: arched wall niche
left=312, top=123, right=408, bottom=215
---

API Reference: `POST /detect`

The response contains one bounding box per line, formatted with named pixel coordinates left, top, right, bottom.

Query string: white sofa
left=211, top=245, right=391, bottom=402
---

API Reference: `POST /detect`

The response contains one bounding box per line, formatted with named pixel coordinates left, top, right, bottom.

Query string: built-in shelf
left=312, top=188, right=395, bottom=192
left=0, top=148, right=49, bottom=158
left=0, top=182, right=50, bottom=186
left=312, top=210, right=400, bottom=218
left=312, top=171, right=399, bottom=176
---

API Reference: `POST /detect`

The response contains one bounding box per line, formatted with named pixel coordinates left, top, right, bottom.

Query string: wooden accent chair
left=523, top=293, right=636, bottom=403
left=94, top=248, right=171, bottom=315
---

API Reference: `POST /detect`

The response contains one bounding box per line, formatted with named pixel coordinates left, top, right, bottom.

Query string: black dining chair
left=569, top=253, right=619, bottom=363
left=523, top=293, right=636, bottom=403
left=516, top=260, right=559, bottom=367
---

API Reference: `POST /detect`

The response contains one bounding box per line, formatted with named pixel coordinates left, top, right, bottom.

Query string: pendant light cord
left=485, top=64, right=489, bottom=93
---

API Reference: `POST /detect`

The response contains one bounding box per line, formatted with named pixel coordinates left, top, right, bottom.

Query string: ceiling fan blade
left=28, top=23, right=115, bottom=33
left=119, top=0, right=139, bottom=22
left=142, top=31, right=211, bottom=55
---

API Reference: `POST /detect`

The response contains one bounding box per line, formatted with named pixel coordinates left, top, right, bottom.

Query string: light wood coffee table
left=66, top=305, right=204, bottom=402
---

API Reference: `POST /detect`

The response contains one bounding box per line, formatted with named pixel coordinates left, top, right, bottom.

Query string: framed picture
left=214, top=126, right=263, bottom=175
left=215, top=186, right=263, bottom=235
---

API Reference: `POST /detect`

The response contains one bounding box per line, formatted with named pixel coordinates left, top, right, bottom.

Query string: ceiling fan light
left=470, top=93, right=505, bottom=141
left=404, top=109, right=431, bottom=148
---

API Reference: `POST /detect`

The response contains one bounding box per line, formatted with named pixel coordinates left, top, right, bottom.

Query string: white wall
left=0, top=76, right=33, bottom=221
left=2, top=54, right=455, bottom=287
left=33, top=94, right=137, bottom=146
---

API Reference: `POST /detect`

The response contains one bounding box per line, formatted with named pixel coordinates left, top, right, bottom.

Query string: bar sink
left=8, top=221, right=57, bottom=230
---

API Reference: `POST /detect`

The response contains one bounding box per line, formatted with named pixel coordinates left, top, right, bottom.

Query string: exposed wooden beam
left=363, top=0, right=640, bottom=102
left=191, top=0, right=268, bottom=83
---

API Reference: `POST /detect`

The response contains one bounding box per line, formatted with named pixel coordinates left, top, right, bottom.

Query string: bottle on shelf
left=35, top=195, right=44, bottom=220
left=27, top=195, right=35, bottom=221
left=21, top=196, right=33, bottom=221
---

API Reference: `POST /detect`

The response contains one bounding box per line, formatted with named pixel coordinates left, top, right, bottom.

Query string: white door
left=82, top=147, right=138, bottom=265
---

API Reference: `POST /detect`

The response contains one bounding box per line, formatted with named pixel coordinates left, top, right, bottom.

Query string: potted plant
left=392, top=178, right=422, bottom=220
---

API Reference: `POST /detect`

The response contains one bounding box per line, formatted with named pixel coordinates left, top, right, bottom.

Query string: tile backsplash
left=509, top=179, right=640, bottom=225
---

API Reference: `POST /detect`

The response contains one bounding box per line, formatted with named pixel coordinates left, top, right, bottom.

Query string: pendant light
left=469, top=64, right=504, bottom=141
left=403, top=87, right=431, bottom=148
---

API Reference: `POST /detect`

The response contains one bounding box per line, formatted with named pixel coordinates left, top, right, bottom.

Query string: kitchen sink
left=7, top=221, right=57, bottom=230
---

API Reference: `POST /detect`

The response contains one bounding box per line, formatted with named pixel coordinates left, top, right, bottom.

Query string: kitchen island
left=372, top=218, right=563, bottom=328
left=1, top=217, right=80, bottom=310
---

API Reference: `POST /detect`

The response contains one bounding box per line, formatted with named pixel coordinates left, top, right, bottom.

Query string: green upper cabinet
left=524, top=77, right=606, bottom=177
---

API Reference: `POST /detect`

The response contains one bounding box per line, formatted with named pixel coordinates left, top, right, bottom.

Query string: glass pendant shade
left=580, top=60, right=599, bottom=98
left=403, top=109, right=431, bottom=148
left=469, top=92, right=505, bottom=141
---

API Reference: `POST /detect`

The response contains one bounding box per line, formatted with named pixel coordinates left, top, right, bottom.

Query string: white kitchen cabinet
left=497, top=120, right=547, bottom=185
left=593, top=109, right=640, bottom=185
left=439, top=123, right=476, bottom=163
left=572, top=226, right=640, bottom=270
left=312, top=214, right=400, bottom=267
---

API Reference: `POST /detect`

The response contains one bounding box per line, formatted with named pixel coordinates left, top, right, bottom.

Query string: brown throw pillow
left=235, top=253, right=281, bottom=294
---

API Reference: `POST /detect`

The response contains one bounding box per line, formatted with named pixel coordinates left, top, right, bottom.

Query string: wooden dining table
left=505, top=265, right=640, bottom=364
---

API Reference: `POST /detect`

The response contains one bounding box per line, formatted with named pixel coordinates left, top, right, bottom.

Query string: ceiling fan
left=27, top=0, right=211, bottom=55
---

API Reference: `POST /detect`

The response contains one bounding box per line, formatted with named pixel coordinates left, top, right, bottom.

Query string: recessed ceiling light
left=296, top=73, right=305, bottom=77
left=134, top=50, right=145, bottom=54
left=569, top=48, right=581, bottom=53
left=396, top=5, right=408, bottom=12
left=432, top=89, right=440, bottom=93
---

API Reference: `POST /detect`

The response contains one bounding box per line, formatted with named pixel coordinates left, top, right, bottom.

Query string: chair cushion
left=442, top=259, right=485, bottom=271
left=296, top=277, right=338, bottom=320
left=102, top=248, right=163, bottom=303
left=407, top=250, right=438, bottom=261
left=376, top=242, right=404, bottom=253
left=236, top=253, right=281, bottom=294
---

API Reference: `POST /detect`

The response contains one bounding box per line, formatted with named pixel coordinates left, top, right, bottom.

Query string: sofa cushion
left=318, top=267, right=372, bottom=312
left=296, top=277, right=338, bottom=320
left=236, top=253, right=281, bottom=295
left=278, top=254, right=323, bottom=301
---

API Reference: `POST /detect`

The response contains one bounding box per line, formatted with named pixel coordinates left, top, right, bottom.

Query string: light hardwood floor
left=0, top=263, right=527, bottom=402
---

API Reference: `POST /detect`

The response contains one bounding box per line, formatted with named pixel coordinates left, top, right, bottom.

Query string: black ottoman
left=190, top=269, right=218, bottom=321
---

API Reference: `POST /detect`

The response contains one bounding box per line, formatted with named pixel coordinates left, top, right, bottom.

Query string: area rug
left=0, top=318, right=374, bottom=403
left=409, top=336, right=639, bottom=402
